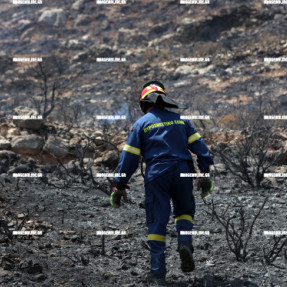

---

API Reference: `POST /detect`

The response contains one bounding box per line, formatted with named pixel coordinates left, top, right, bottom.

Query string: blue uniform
left=115, top=107, right=213, bottom=275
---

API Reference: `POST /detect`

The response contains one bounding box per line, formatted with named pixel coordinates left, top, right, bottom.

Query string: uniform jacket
left=115, top=107, right=214, bottom=184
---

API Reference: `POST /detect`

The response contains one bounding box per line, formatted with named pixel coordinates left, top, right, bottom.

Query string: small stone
left=0, top=268, right=9, bottom=276
left=131, top=270, right=139, bottom=276
left=33, top=274, right=46, bottom=282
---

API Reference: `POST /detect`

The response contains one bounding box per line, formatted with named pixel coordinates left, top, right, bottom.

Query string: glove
left=197, top=177, right=213, bottom=199
left=110, top=187, right=129, bottom=208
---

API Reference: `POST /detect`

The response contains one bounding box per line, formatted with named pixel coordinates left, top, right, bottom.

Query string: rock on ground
left=43, top=136, right=70, bottom=158
left=13, top=106, right=44, bottom=131
left=11, top=135, right=44, bottom=155
left=38, top=9, right=66, bottom=27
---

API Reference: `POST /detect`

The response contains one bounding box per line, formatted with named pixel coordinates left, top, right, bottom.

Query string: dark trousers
left=145, top=161, right=195, bottom=275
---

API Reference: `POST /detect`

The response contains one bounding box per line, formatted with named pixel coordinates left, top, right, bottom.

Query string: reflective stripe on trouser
left=174, top=214, right=194, bottom=248
left=145, top=161, right=196, bottom=275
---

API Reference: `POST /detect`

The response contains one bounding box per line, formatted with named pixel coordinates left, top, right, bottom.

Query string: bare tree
left=18, top=55, right=85, bottom=119
left=204, top=197, right=267, bottom=262
left=262, top=236, right=287, bottom=268
left=215, top=114, right=278, bottom=188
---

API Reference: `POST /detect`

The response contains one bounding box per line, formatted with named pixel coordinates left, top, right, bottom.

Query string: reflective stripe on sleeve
left=123, top=144, right=141, bottom=156
left=174, top=214, right=194, bottom=224
left=147, top=234, right=166, bottom=242
left=188, top=132, right=201, bottom=144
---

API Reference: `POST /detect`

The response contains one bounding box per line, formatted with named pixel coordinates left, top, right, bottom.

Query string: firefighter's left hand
left=197, top=177, right=214, bottom=199
left=110, top=187, right=129, bottom=208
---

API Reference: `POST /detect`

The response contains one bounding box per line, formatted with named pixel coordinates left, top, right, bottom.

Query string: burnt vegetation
left=214, top=115, right=280, bottom=188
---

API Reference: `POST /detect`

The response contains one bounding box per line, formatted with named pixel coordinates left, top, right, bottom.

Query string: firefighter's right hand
left=197, top=177, right=213, bottom=199
left=110, top=187, right=129, bottom=208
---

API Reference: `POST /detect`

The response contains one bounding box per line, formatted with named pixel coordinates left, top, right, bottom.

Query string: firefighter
left=111, top=81, right=214, bottom=284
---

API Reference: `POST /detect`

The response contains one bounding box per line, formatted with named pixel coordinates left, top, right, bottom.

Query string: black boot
left=178, top=242, right=195, bottom=272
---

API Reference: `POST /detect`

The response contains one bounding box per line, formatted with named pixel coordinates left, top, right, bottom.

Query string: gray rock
left=11, top=135, right=44, bottom=155
left=0, top=268, right=9, bottom=277
left=38, top=9, right=66, bottom=27
left=0, top=137, right=10, bottom=150
left=43, top=136, right=70, bottom=157
left=174, top=65, right=193, bottom=76
left=13, top=106, right=44, bottom=130
left=101, top=150, right=118, bottom=167
left=74, top=15, right=92, bottom=27
left=71, top=0, right=84, bottom=10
